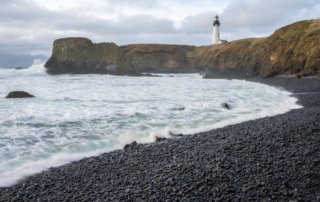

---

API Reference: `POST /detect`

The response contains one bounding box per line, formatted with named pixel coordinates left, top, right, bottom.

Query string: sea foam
left=0, top=66, right=302, bottom=187
left=0, top=59, right=47, bottom=78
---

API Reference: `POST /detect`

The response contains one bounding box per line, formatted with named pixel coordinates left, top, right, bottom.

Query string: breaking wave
left=0, top=59, right=47, bottom=78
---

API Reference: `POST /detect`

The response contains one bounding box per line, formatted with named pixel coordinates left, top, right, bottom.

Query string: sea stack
left=44, top=38, right=137, bottom=75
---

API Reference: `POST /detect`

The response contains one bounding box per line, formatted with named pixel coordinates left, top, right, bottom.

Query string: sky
left=0, top=0, right=320, bottom=67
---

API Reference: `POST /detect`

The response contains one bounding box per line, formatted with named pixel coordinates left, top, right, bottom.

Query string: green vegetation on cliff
left=121, top=44, right=198, bottom=73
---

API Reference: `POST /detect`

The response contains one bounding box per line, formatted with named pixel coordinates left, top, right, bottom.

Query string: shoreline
left=0, top=77, right=319, bottom=201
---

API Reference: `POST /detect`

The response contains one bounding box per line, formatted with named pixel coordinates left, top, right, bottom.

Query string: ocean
left=0, top=60, right=301, bottom=187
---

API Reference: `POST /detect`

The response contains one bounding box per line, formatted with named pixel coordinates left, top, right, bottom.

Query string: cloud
left=0, top=52, right=48, bottom=67
left=221, top=0, right=318, bottom=28
left=179, top=0, right=320, bottom=41
left=180, top=11, right=216, bottom=34
left=107, top=0, right=162, bottom=9
left=0, top=0, right=176, bottom=58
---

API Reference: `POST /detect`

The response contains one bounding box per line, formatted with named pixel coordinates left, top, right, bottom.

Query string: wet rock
left=250, top=145, right=256, bottom=150
left=172, top=108, right=185, bottom=111
left=123, top=141, right=137, bottom=151
left=221, top=103, right=230, bottom=109
left=142, top=73, right=162, bottom=77
left=156, top=136, right=167, bottom=142
left=6, top=91, right=35, bottom=99
left=15, top=67, right=23, bottom=70
left=169, top=132, right=184, bottom=137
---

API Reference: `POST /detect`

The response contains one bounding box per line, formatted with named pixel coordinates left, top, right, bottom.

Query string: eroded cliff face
left=120, top=44, right=200, bottom=73
left=45, top=38, right=135, bottom=75
left=199, top=19, right=320, bottom=78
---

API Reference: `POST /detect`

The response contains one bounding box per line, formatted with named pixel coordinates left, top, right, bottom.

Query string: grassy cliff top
left=121, top=44, right=196, bottom=53
left=52, top=38, right=123, bottom=64
left=194, top=19, right=320, bottom=57
left=272, top=19, right=320, bottom=38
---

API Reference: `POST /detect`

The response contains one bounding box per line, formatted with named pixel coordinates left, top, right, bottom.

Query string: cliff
left=45, top=38, right=135, bottom=75
left=200, top=19, right=320, bottom=78
left=45, top=20, right=320, bottom=78
left=120, top=44, right=200, bottom=73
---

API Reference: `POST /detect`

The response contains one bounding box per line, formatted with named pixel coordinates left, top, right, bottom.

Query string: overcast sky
left=0, top=0, right=320, bottom=66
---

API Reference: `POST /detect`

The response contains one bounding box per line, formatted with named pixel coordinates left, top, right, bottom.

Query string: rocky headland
left=45, top=19, right=320, bottom=79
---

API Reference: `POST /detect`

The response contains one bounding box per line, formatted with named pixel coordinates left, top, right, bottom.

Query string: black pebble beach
left=1, top=77, right=319, bottom=202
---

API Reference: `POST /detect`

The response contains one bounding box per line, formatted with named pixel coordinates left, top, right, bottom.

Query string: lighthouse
left=212, top=15, right=227, bottom=44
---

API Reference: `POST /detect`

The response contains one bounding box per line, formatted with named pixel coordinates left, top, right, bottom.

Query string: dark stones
left=123, top=141, right=137, bottom=151
left=155, top=136, right=167, bottom=142
left=6, top=91, right=35, bottom=99
left=15, top=67, right=23, bottom=70
left=296, top=74, right=302, bottom=79
left=221, top=103, right=230, bottom=109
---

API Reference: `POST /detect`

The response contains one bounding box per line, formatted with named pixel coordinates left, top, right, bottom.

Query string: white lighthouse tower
left=212, top=15, right=227, bottom=44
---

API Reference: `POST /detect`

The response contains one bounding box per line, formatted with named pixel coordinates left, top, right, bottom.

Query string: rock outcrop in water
left=45, top=20, right=320, bottom=78
left=6, top=91, right=35, bottom=99
left=221, top=103, right=230, bottom=109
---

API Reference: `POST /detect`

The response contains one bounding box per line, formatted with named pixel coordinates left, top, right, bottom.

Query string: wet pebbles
left=0, top=77, right=319, bottom=202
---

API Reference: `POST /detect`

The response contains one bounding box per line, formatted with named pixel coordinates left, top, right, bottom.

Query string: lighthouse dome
left=213, top=15, right=220, bottom=26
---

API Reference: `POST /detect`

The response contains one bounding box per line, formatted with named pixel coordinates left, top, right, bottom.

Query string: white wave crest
left=0, top=59, right=47, bottom=78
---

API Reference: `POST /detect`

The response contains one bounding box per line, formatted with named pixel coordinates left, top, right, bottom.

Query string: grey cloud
left=0, top=0, right=174, bottom=34
left=179, top=0, right=320, bottom=42
left=179, top=11, right=215, bottom=34
left=0, top=52, right=48, bottom=67
left=107, top=0, right=162, bottom=9
left=0, top=0, right=176, bottom=56
left=54, top=15, right=176, bottom=35
left=221, top=0, right=318, bottom=28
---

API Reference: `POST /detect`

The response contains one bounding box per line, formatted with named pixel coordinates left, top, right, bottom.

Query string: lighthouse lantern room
left=212, top=15, right=227, bottom=45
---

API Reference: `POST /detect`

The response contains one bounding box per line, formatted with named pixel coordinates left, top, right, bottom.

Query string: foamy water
left=0, top=60, right=301, bottom=187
